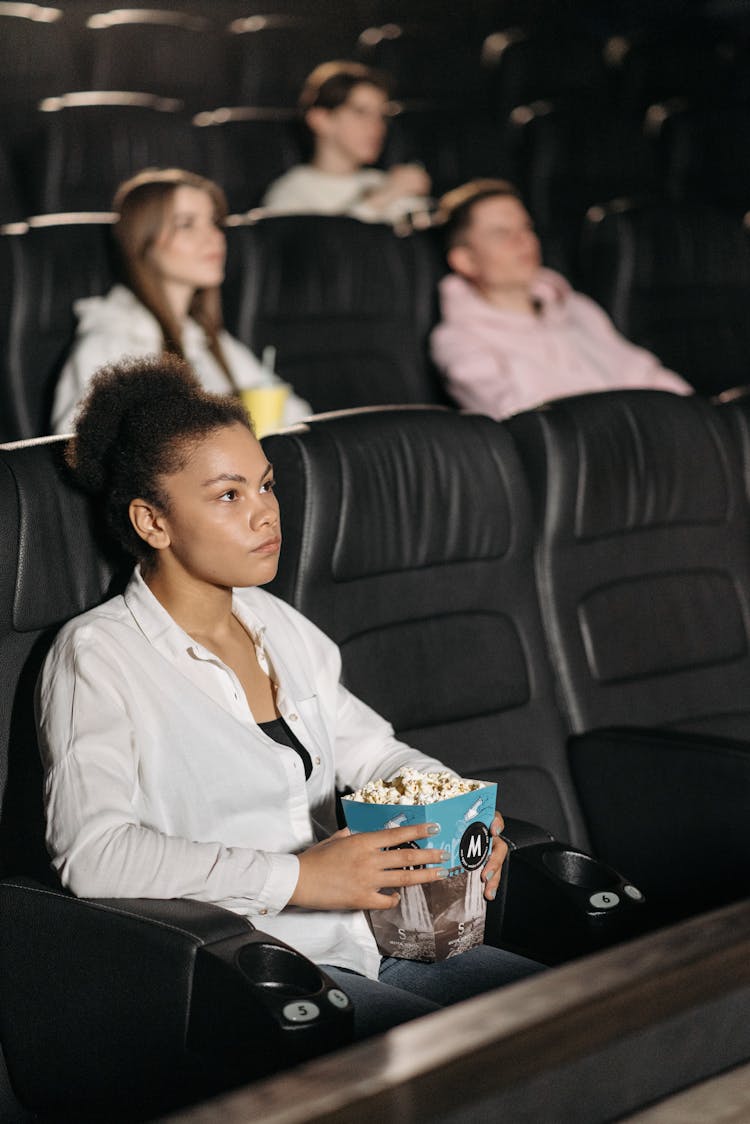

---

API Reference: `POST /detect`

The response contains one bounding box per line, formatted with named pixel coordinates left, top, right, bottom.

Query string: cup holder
left=542, top=849, right=619, bottom=890
left=237, top=943, right=324, bottom=997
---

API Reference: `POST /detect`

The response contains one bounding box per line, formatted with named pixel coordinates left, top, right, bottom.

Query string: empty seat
left=0, top=215, right=116, bottom=441
left=223, top=215, right=445, bottom=413
left=355, top=23, right=481, bottom=106
left=481, top=29, right=609, bottom=124
left=606, top=23, right=741, bottom=115
left=649, top=101, right=750, bottom=214
left=18, top=93, right=206, bottom=215
left=86, top=8, right=228, bottom=110
left=0, top=5, right=79, bottom=135
left=509, top=98, right=658, bottom=279
left=194, top=106, right=303, bottom=213
left=263, top=407, right=585, bottom=845
left=382, top=101, right=508, bottom=199
left=578, top=199, right=750, bottom=397
left=227, top=15, right=357, bottom=107
left=507, top=389, right=750, bottom=741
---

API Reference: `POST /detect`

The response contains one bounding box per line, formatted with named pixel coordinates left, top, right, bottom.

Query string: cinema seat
left=194, top=106, right=303, bottom=214
left=224, top=214, right=446, bottom=413
left=265, top=407, right=583, bottom=845
left=85, top=8, right=227, bottom=111
left=578, top=199, right=750, bottom=397
left=508, top=389, right=750, bottom=917
left=20, top=93, right=206, bottom=215
left=0, top=436, right=353, bottom=1120
left=0, top=214, right=116, bottom=442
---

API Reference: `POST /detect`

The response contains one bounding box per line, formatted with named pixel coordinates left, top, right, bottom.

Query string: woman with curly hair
left=37, top=355, right=540, bottom=1039
left=51, top=167, right=310, bottom=434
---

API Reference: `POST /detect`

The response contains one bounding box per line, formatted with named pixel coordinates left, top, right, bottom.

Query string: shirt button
left=288, top=713, right=298, bottom=722
left=314, top=756, right=321, bottom=766
left=258, top=908, right=268, bottom=916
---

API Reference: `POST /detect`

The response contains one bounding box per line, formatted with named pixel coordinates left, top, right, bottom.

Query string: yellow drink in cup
left=240, top=384, right=290, bottom=438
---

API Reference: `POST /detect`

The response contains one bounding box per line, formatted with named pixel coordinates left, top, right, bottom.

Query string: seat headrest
left=1, top=439, right=126, bottom=634
left=268, top=408, right=525, bottom=581
left=513, top=391, right=732, bottom=540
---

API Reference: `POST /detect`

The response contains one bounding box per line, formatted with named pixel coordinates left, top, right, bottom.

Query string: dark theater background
left=2, top=2, right=750, bottom=1122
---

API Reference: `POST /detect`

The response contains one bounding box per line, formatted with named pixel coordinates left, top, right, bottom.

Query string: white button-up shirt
left=36, top=568, right=448, bottom=978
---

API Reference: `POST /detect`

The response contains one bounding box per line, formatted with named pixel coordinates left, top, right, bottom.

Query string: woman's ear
left=129, top=498, right=170, bottom=550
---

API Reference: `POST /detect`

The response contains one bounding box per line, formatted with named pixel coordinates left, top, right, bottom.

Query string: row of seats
left=2, top=4, right=747, bottom=128
left=2, top=392, right=749, bottom=1010
left=2, top=207, right=749, bottom=444
left=263, top=390, right=750, bottom=925
left=0, top=95, right=498, bottom=222
left=4, top=88, right=750, bottom=235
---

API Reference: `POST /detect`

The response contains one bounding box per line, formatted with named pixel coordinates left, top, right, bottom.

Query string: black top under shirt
left=258, top=715, right=313, bottom=780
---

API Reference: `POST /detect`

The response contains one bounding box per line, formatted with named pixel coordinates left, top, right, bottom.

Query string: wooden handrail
left=163, top=898, right=750, bottom=1123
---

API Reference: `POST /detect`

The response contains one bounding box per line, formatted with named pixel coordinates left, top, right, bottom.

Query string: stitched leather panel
left=330, top=410, right=513, bottom=579
left=342, top=612, right=529, bottom=729
left=579, top=570, right=746, bottom=683
left=573, top=394, right=729, bottom=539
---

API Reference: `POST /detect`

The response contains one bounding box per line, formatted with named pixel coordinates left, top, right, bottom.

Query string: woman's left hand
left=483, top=811, right=508, bottom=901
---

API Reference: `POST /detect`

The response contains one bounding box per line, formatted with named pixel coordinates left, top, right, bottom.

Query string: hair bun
left=65, top=355, right=201, bottom=496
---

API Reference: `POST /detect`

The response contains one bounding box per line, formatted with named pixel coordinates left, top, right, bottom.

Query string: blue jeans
left=321, top=946, right=543, bottom=1040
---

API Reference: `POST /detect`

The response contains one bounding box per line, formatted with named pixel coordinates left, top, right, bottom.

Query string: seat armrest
left=0, top=878, right=352, bottom=1118
left=569, top=726, right=750, bottom=924
left=485, top=817, right=647, bottom=965
left=499, top=816, right=556, bottom=850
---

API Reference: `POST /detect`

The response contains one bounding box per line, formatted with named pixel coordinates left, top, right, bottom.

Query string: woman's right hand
left=291, top=823, right=448, bottom=911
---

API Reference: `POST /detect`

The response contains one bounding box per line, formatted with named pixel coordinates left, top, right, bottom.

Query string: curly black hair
left=65, top=354, right=252, bottom=560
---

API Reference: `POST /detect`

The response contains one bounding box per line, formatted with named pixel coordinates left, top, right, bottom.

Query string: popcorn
left=350, top=768, right=484, bottom=806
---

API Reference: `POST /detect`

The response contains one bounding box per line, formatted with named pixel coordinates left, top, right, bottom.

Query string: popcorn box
left=342, top=780, right=498, bottom=962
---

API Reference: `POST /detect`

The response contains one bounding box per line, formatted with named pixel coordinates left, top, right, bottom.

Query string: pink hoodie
left=430, top=269, right=692, bottom=420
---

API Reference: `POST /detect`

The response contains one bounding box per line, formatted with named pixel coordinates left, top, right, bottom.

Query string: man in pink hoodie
left=429, top=179, right=692, bottom=419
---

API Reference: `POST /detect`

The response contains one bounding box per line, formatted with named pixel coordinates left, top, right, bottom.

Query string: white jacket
left=52, top=285, right=311, bottom=434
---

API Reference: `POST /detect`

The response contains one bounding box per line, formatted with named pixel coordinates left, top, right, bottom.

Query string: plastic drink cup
left=240, top=384, right=290, bottom=438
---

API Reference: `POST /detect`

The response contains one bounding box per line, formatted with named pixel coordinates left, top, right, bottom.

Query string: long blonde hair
left=112, top=168, right=236, bottom=389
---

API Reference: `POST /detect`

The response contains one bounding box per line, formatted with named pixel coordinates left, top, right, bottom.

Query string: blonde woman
left=52, top=168, right=310, bottom=434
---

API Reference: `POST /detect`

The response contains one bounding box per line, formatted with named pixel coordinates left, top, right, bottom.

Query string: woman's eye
left=260, top=478, right=276, bottom=494
left=219, top=489, right=237, bottom=501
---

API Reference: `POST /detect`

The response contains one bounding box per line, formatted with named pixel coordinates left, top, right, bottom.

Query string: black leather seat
left=578, top=199, right=750, bottom=397
left=508, top=390, right=750, bottom=919
left=480, top=28, right=608, bottom=123
left=264, top=407, right=586, bottom=846
left=509, top=98, right=658, bottom=280
left=194, top=106, right=303, bottom=213
left=0, top=7, right=80, bottom=136
left=607, top=23, right=740, bottom=115
left=508, top=390, right=750, bottom=740
left=223, top=215, right=446, bottom=413
left=0, top=436, right=353, bottom=1119
left=650, top=101, right=750, bottom=214
left=355, top=22, right=480, bottom=106
left=18, top=94, right=206, bottom=216
left=85, top=8, right=228, bottom=111
left=226, top=14, right=357, bottom=107
left=0, top=215, right=116, bottom=441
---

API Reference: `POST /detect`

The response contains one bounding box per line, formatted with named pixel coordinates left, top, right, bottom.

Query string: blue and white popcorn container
left=342, top=781, right=498, bottom=962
